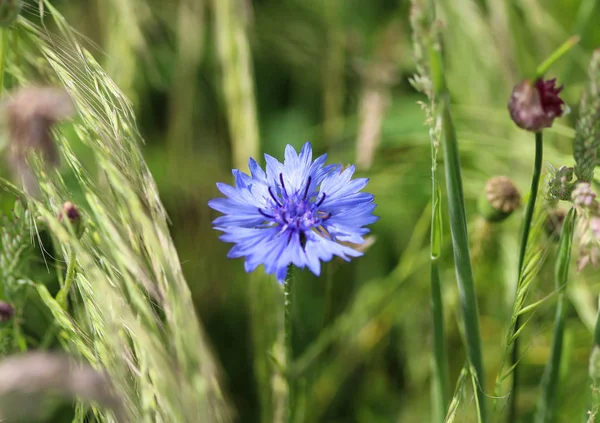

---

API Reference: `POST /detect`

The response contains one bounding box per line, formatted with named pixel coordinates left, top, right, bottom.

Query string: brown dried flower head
left=3, top=87, right=74, bottom=191
left=478, top=176, right=521, bottom=222
left=508, top=78, right=565, bottom=132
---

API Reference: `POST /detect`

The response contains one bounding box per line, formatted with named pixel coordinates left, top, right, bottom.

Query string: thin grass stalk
left=212, top=0, right=259, bottom=172
left=430, top=110, right=448, bottom=420
left=535, top=208, right=576, bottom=423
left=0, top=28, right=8, bottom=94
left=422, top=0, right=485, bottom=418
left=430, top=258, right=449, bottom=421
left=440, top=98, right=486, bottom=422
left=586, top=303, right=600, bottom=422
left=509, top=131, right=543, bottom=422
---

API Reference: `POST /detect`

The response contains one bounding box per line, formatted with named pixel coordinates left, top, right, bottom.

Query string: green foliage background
left=3, top=0, right=600, bottom=422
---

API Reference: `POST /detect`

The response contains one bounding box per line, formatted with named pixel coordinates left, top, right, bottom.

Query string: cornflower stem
left=535, top=208, right=576, bottom=423
left=56, top=249, right=77, bottom=310
left=0, top=28, right=8, bottom=94
left=509, top=131, right=543, bottom=423
left=284, top=268, right=295, bottom=422
left=440, top=98, right=487, bottom=422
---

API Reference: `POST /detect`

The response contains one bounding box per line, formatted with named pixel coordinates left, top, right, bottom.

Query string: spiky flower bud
left=545, top=208, right=567, bottom=241
left=547, top=165, right=574, bottom=201
left=0, top=302, right=14, bottom=322
left=58, top=201, right=84, bottom=238
left=508, top=78, right=565, bottom=131
left=0, top=0, right=20, bottom=27
left=478, top=176, right=521, bottom=222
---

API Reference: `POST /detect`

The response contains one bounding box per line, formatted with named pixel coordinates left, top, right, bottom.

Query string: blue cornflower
left=209, top=142, right=378, bottom=282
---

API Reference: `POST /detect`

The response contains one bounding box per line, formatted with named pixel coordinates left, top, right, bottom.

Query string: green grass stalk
left=535, top=208, right=576, bottom=423
left=0, top=28, right=8, bottom=93
left=440, top=98, right=487, bottom=422
left=509, top=131, right=543, bottom=423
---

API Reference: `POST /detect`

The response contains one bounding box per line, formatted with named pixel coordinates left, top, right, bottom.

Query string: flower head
left=508, top=78, right=565, bottom=131
left=209, top=143, right=378, bottom=282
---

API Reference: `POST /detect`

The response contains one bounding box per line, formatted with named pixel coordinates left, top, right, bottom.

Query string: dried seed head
left=0, top=302, right=14, bottom=322
left=58, top=201, right=84, bottom=238
left=3, top=87, right=74, bottom=192
left=545, top=208, right=567, bottom=241
left=508, top=78, right=565, bottom=131
left=478, top=176, right=521, bottom=222
left=0, top=0, right=20, bottom=27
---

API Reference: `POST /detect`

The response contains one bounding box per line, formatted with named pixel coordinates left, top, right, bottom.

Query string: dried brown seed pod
left=478, top=176, right=521, bottom=223
left=3, top=87, right=74, bottom=192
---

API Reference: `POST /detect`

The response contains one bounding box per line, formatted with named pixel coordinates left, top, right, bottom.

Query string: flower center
left=259, top=174, right=331, bottom=232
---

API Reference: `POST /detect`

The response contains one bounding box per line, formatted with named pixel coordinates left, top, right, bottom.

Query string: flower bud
left=544, top=208, right=567, bottom=241
left=0, top=0, right=20, bottom=27
left=572, top=182, right=598, bottom=209
left=478, top=176, right=521, bottom=222
left=0, top=302, right=14, bottom=322
left=58, top=201, right=84, bottom=238
left=508, top=78, right=565, bottom=131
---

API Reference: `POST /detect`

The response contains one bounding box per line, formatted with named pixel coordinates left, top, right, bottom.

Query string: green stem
left=284, top=269, right=295, bottom=423
left=441, top=98, right=487, bottom=422
left=535, top=208, right=576, bottom=423
left=56, top=249, right=77, bottom=310
left=431, top=258, right=449, bottom=421
left=0, top=28, right=8, bottom=94
left=509, top=131, right=543, bottom=422
left=534, top=36, right=580, bottom=80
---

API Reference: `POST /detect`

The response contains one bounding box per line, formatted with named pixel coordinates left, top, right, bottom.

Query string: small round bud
left=478, top=176, right=521, bottom=223
left=544, top=208, right=567, bottom=241
left=508, top=78, right=565, bottom=131
left=58, top=201, right=84, bottom=238
left=0, top=301, right=14, bottom=322
left=0, top=0, right=20, bottom=27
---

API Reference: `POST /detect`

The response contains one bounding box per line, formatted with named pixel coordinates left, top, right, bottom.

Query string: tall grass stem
left=535, top=208, right=576, bottom=423
left=509, top=131, right=543, bottom=422
left=440, top=98, right=487, bottom=422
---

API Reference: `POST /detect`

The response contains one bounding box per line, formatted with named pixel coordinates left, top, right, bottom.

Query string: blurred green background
left=28, top=0, right=600, bottom=421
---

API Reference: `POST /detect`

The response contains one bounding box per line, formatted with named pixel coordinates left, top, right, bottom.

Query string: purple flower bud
left=508, top=78, right=565, bottom=131
left=572, top=182, right=597, bottom=208
left=58, top=201, right=84, bottom=238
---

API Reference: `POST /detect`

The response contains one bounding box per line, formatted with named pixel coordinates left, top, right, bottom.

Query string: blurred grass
left=0, top=0, right=599, bottom=421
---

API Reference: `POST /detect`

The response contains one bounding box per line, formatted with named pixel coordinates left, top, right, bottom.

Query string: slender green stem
left=0, top=28, right=8, bottom=94
left=509, top=132, right=543, bottom=422
left=56, top=249, right=77, bottom=310
left=431, top=258, right=449, bottom=421
left=534, top=36, right=580, bottom=80
left=440, top=98, right=487, bottom=422
left=284, top=269, right=295, bottom=422
left=535, top=208, right=576, bottom=423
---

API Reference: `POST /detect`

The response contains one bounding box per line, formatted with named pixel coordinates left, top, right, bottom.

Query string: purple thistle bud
left=508, top=78, right=565, bottom=131
left=0, top=302, right=14, bottom=322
